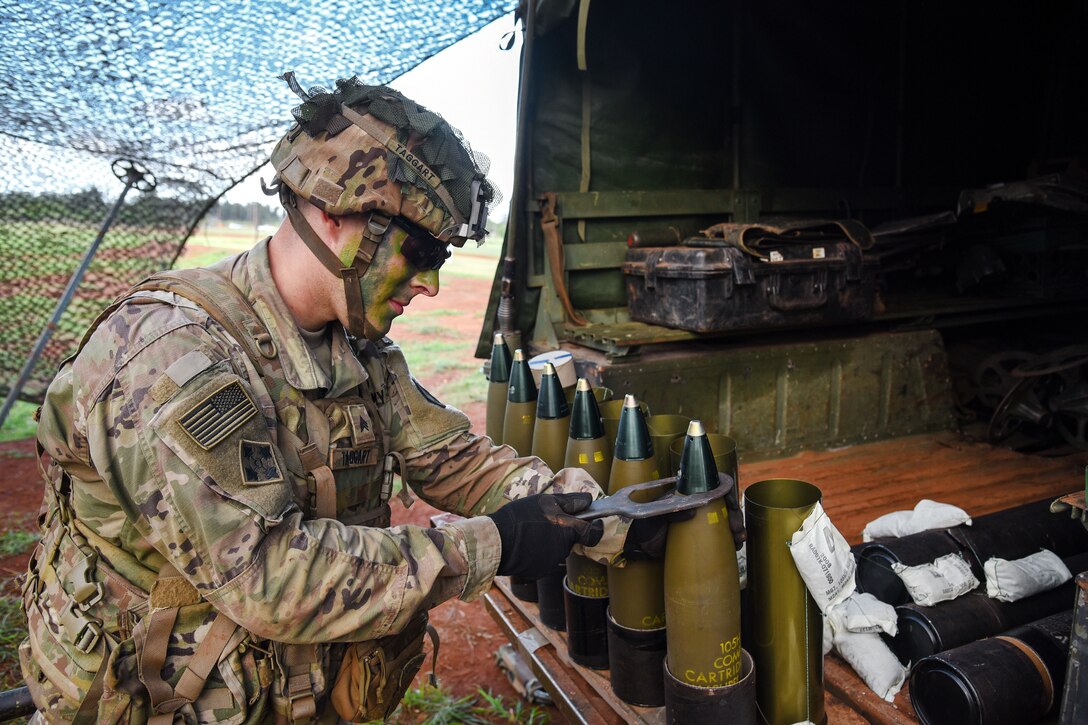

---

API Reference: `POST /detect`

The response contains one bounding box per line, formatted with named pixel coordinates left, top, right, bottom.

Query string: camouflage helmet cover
left=271, top=74, right=500, bottom=246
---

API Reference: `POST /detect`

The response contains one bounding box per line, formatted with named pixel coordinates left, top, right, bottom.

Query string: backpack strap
left=138, top=563, right=239, bottom=725
left=71, top=268, right=276, bottom=374
left=130, top=270, right=277, bottom=371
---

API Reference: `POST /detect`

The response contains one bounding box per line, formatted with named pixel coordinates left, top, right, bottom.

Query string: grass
left=0, top=532, right=39, bottom=558
left=0, top=402, right=37, bottom=443
left=382, top=685, right=549, bottom=724
left=0, top=588, right=26, bottom=691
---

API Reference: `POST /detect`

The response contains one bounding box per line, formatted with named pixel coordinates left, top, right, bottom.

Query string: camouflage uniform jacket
left=22, top=239, right=615, bottom=724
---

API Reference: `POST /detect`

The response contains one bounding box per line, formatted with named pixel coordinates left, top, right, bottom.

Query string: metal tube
left=911, top=610, right=1075, bottom=725
left=0, top=686, right=34, bottom=721
left=497, top=0, right=537, bottom=337
left=745, top=478, right=825, bottom=725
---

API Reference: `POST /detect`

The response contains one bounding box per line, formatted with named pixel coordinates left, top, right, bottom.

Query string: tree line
left=0, top=189, right=282, bottom=227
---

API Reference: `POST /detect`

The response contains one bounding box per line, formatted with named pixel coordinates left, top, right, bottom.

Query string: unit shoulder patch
left=179, top=380, right=258, bottom=450
left=239, top=439, right=284, bottom=485
left=412, top=377, right=444, bottom=408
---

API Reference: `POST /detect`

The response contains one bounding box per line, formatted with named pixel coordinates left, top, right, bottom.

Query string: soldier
left=20, top=74, right=631, bottom=724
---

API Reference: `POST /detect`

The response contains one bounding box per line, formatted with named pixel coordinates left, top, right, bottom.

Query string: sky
left=224, top=13, right=522, bottom=219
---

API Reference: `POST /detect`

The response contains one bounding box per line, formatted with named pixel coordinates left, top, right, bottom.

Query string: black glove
left=488, top=493, right=605, bottom=580
left=622, top=473, right=747, bottom=561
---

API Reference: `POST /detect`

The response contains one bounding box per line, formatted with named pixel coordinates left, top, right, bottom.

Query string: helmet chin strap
left=281, top=189, right=390, bottom=340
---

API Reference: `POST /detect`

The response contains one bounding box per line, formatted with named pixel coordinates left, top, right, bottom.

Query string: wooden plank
left=824, top=655, right=917, bottom=725
left=739, top=431, right=1088, bottom=544
left=483, top=434, right=1088, bottom=724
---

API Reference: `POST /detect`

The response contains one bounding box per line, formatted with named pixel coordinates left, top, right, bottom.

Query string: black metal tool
left=574, top=474, right=733, bottom=520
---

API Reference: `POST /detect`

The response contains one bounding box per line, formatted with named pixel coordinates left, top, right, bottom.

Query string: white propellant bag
left=831, top=628, right=907, bottom=702
left=826, top=592, right=898, bottom=637
left=984, top=549, right=1072, bottom=602
left=862, top=499, right=972, bottom=542
left=826, top=593, right=906, bottom=702
left=893, top=552, right=979, bottom=606
left=789, top=501, right=856, bottom=613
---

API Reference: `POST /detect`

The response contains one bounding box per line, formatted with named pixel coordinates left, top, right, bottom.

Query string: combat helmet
left=269, top=72, right=499, bottom=338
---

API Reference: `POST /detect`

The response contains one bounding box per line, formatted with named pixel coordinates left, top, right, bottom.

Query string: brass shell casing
left=664, top=498, right=742, bottom=688
left=531, top=416, right=570, bottom=473
left=607, top=456, right=665, bottom=630
left=502, top=401, right=536, bottom=457
left=487, top=380, right=508, bottom=443
left=745, top=478, right=825, bottom=724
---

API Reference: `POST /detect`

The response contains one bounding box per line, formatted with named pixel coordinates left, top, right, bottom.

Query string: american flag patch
left=179, top=381, right=257, bottom=450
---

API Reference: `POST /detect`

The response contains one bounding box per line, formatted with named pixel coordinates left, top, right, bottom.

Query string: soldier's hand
left=623, top=507, right=700, bottom=561
left=488, top=493, right=604, bottom=580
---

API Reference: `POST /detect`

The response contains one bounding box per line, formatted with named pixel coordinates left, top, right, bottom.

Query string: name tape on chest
left=179, top=381, right=258, bottom=450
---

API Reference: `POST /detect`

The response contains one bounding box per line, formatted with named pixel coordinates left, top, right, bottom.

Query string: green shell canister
left=662, top=420, right=756, bottom=724
left=562, top=378, right=612, bottom=669
left=530, top=362, right=570, bottom=473
left=486, top=332, right=511, bottom=444
left=502, top=349, right=536, bottom=457
left=664, top=420, right=742, bottom=688
left=607, top=395, right=665, bottom=631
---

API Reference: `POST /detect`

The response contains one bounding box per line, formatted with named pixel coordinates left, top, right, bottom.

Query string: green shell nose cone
left=489, top=333, right=512, bottom=383
left=676, top=420, right=720, bottom=495
left=507, top=350, right=537, bottom=403
left=537, top=363, right=570, bottom=420
left=569, top=379, right=605, bottom=440
left=614, top=394, right=654, bottom=461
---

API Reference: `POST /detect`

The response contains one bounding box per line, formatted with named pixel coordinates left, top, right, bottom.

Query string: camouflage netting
left=0, top=0, right=514, bottom=405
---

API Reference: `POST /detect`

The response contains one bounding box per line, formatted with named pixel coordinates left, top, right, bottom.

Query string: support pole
left=0, top=159, right=156, bottom=429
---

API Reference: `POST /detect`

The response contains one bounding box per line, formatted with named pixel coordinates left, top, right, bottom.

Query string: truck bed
left=485, top=432, right=1088, bottom=724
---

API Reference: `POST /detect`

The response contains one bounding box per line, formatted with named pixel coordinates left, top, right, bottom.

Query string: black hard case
left=622, top=242, right=878, bottom=333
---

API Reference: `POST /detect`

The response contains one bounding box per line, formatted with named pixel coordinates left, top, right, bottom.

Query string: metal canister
left=911, top=609, right=1074, bottom=725
left=486, top=332, right=512, bottom=443
left=502, top=349, right=536, bottom=457
left=607, top=395, right=665, bottom=631
left=664, top=420, right=742, bottom=688
left=562, top=379, right=612, bottom=665
left=745, top=478, right=825, bottom=725
left=530, top=362, right=570, bottom=472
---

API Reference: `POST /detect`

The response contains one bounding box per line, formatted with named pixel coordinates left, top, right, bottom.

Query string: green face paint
left=356, top=225, right=440, bottom=338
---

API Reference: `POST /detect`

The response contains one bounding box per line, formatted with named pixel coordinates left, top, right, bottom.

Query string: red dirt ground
left=388, top=267, right=531, bottom=709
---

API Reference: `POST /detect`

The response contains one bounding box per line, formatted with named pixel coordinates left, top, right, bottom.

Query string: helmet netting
left=283, top=73, right=502, bottom=227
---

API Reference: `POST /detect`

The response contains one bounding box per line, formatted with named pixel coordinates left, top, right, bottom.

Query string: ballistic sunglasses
left=392, top=217, right=452, bottom=271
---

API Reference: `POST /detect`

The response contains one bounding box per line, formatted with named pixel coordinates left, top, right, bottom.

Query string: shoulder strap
left=133, top=270, right=277, bottom=370
left=74, top=269, right=276, bottom=372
